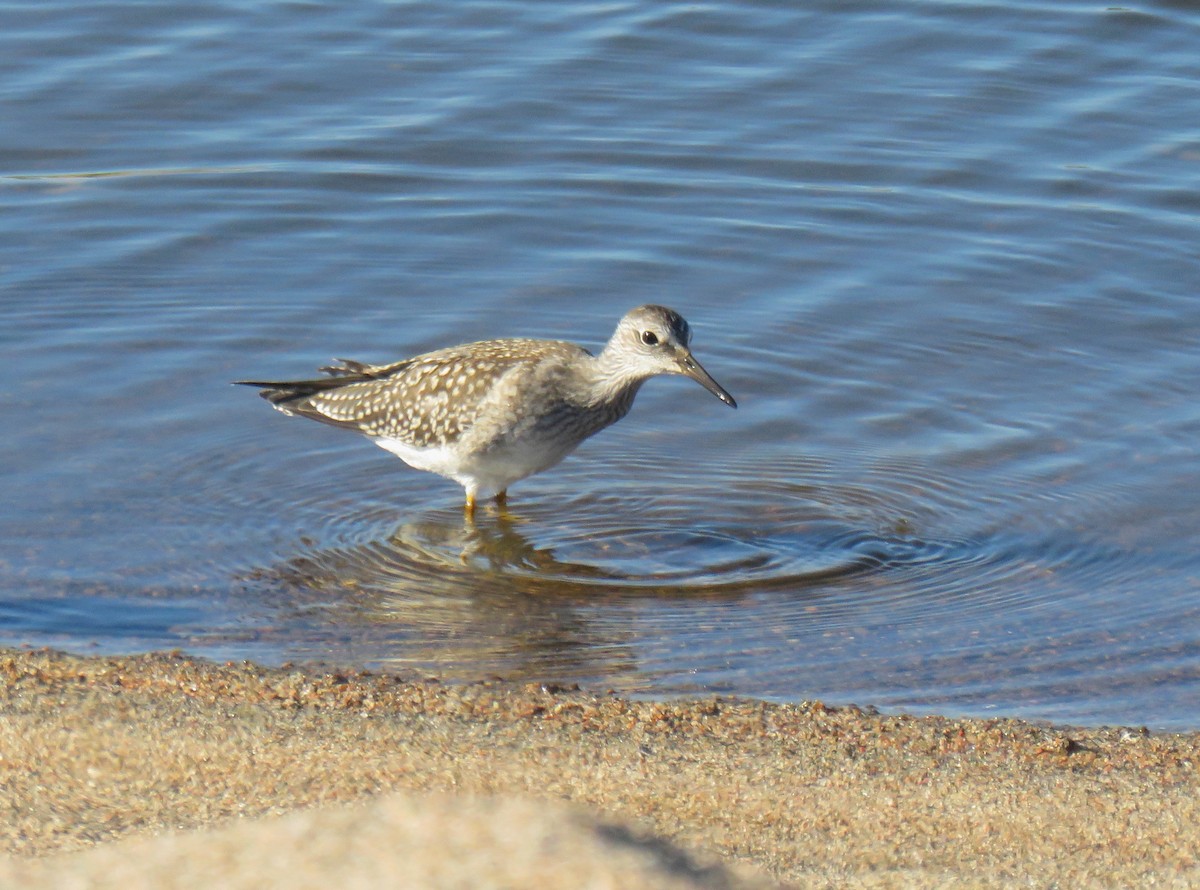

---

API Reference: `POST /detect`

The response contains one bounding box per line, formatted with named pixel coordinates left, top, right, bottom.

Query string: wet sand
left=1, top=647, right=1197, bottom=888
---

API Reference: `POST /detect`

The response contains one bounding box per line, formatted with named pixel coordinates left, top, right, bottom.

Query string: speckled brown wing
left=241, top=339, right=588, bottom=449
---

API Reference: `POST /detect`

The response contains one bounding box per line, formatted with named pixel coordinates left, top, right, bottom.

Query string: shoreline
left=2, top=646, right=1198, bottom=887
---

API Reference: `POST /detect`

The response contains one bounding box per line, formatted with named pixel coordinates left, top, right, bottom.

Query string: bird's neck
left=572, top=345, right=648, bottom=413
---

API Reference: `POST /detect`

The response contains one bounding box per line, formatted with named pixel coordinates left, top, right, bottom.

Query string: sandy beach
left=1, top=647, right=1197, bottom=888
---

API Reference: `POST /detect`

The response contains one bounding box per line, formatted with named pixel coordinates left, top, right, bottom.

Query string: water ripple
left=7, top=0, right=1200, bottom=728
left=223, top=429, right=1161, bottom=700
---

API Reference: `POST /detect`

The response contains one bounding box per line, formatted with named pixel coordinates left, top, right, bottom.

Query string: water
left=3, top=0, right=1200, bottom=730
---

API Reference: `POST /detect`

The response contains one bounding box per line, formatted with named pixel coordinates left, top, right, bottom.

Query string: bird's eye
left=641, top=330, right=659, bottom=346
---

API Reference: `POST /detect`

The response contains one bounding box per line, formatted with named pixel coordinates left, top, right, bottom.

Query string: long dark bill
left=678, top=351, right=737, bottom=408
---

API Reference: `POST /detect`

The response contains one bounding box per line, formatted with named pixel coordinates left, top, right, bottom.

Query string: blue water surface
left=3, top=0, right=1200, bottom=729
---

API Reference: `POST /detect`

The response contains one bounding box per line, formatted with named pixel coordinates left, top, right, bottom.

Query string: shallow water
left=3, top=0, right=1200, bottom=729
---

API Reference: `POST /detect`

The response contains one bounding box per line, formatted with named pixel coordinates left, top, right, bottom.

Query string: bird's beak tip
left=679, top=350, right=737, bottom=409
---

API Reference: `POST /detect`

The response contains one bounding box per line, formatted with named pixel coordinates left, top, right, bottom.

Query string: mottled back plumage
left=237, top=305, right=736, bottom=513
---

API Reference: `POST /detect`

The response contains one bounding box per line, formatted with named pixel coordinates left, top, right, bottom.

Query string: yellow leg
left=464, top=492, right=477, bottom=518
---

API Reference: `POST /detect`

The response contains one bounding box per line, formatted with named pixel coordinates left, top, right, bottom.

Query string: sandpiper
left=237, top=305, right=736, bottom=514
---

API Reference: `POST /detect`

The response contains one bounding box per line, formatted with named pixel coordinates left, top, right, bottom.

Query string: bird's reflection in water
left=252, top=500, right=903, bottom=684
left=260, top=510, right=661, bottom=682
left=421, top=510, right=577, bottom=574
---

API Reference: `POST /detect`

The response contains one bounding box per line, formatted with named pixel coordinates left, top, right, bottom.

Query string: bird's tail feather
left=232, top=376, right=349, bottom=408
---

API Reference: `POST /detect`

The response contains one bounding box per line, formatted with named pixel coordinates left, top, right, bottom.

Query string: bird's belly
left=373, top=434, right=578, bottom=499
left=374, top=437, right=465, bottom=477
